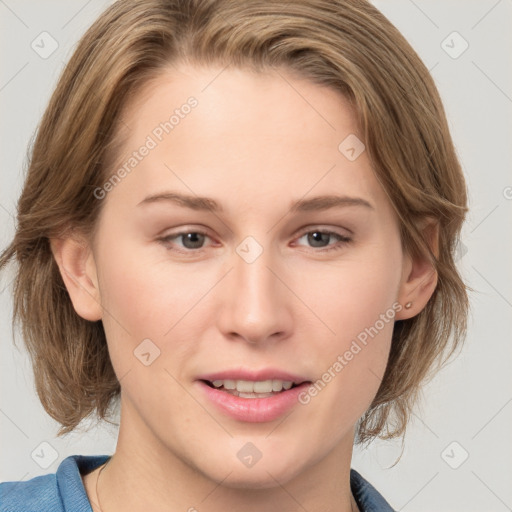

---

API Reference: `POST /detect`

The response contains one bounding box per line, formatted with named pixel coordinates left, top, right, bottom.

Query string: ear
left=395, top=218, right=439, bottom=321
left=50, top=232, right=103, bottom=321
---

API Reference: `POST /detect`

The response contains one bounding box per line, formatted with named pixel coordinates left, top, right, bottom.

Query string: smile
left=206, top=379, right=296, bottom=398
left=196, top=370, right=312, bottom=422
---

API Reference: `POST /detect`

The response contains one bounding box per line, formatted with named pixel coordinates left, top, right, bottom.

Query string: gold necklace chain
left=95, top=457, right=360, bottom=512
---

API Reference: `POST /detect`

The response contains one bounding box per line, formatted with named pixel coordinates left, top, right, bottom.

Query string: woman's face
left=87, top=64, right=411, bottom=486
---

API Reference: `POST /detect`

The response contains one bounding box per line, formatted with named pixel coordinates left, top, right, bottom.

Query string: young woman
left=0, top=0, right=469, bottom=510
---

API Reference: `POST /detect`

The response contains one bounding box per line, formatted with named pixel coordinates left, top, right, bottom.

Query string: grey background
left=1, top=1, right=511, bottom=510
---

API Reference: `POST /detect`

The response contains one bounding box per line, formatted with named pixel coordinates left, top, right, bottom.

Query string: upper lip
left=197, top=368, right=311, bottom=384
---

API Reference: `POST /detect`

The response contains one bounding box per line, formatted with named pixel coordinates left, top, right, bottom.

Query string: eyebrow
left=138, top=192, right=221, bottom=211
left=137, top=192, right=374, bottom=213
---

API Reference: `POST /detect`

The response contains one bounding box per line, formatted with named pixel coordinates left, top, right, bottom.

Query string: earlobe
left=50, top=235, right=103, bottom=321
left=395, top=220, right=439, bottom=321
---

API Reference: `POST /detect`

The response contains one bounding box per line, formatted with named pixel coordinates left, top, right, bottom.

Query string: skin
left=51, top=64, right=438, bottom=512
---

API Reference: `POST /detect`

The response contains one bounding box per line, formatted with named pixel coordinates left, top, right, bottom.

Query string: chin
left=195, top=447, right=310, bottom=490
left=215, top=465, right=302, bottom=490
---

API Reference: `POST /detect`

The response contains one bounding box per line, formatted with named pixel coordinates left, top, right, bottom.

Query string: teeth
left=209, top=379, right=295, bottom=393
left=238, top=380, right=258, bottom=392
left=223, top=379, right=236, bottom=390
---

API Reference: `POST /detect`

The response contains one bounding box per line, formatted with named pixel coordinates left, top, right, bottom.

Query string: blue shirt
left=0, top=455, right=395, bottom=511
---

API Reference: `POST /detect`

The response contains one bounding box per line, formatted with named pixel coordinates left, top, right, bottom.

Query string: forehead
left=105, top=64, right=393, bottom=219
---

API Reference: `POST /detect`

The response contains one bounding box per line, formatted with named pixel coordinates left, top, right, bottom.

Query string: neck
left=94, top=398, right=358, bottom=512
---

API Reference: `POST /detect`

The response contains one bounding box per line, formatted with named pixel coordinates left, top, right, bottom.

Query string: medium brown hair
left=0, top=0, right=470, bottom=441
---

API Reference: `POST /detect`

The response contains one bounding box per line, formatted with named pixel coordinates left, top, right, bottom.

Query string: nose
left=216, top=244, right=293, bottom=345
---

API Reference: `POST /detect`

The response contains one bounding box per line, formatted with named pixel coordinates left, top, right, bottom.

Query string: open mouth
left=201, top=379, right=307, bottom=399
left=197, top=375, right=313, bottom=421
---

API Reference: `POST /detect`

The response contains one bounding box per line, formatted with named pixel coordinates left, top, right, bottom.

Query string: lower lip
left=197, top=381, right=310, bottom=422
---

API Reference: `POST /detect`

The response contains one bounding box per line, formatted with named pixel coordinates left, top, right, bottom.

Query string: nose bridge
left=219, top=239, right=290, bottom=343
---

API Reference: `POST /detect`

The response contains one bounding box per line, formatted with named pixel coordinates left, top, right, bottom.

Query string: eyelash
left=157, top=228, right=352, bottom=254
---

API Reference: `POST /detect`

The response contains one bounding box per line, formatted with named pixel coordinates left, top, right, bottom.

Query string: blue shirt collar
left=56, top=455, right=394, bottom=511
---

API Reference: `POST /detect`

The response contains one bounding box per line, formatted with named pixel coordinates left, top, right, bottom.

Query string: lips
left=197, top=368, right=309, bottom=385
left=196, top=368, right=312, bottom=422
left=206, top=378, right=295, bottom=396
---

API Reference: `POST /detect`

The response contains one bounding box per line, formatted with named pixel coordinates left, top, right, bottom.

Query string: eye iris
left=308, top=231, right=330, bottom=248
left=182, top=232, right=205, bottom=249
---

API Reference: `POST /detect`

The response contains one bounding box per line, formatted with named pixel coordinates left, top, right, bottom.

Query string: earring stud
left=405, top=302, right=412, bottom=309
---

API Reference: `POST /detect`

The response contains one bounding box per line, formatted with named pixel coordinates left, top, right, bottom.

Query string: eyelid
left=158, top=225, right=353, bottom=253
left=156, top=226, right=213, bottom=252
left=294, top=224, right=352, bottom=237
left=292, top=227, right=352, bottom=251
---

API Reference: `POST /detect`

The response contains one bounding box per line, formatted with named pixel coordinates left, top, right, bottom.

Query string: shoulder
left=350, top=468, right=396, bottom=512
left=0, top=473, right=61, bottom=512
left=0, top=454, right=110, bottom=512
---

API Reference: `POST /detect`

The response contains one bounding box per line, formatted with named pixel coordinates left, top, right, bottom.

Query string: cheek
left=292, top=243, right=402, bottom=417
left=295, top=243, right=402, bottom=344
left=93, top=239, right=172, bottom=370
left=94, top=235, right=221, bottom=381
left=97, top=235, right=197, bottom=333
